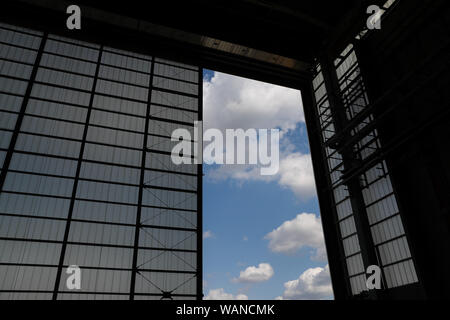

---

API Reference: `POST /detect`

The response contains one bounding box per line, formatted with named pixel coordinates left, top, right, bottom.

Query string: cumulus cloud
left=203, top=230, right=214, bottom=239
left=277, top=152, right=316, bottom=200
left=264, top=213, right=327, bottom=261
left=203, top=72, right=303, bottom=133
left=278, top=265, right=333, bottom=300
left=203, top=71, right=316, bottom=201
left=206, top=151, right=316, bottom=201
left=233, top=263, right=274, bottom=283
left=204, top=288, right=249, bottom=300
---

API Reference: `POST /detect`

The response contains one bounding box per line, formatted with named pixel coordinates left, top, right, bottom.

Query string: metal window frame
left=0, top=23, right=203, bottom=300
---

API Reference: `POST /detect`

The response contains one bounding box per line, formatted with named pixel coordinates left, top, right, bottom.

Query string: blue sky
left=202, top=70, right=333, bottom=300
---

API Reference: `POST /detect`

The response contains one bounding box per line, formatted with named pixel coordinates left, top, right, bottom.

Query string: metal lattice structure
left=1, top=0, right=450, bottom=300
left=311, top=42, right=418, bottom=296
left=0, top=22, right=202, bottom=300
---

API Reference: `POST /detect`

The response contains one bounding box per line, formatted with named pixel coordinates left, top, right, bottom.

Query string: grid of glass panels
left=311, top=40, right=418, bottom=295
left=0, top=22, right=200, bottom=300
left=334, top=44, right=417, bottom=291
left=313, top=63, right=367, bottom=294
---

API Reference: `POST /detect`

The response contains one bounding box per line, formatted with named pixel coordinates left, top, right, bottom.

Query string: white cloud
left=204, top=288, right=249, bottom=300
left=233, top=263, right=274, bottom=283
left=203, top=230, right=214, bottom=239
left=279, top=265, right=333, bottom=300
left=277, top=152, right=316, bottom=200
left=203, top=72, right=303, bottom=133
left=264, top=213, right=327, bottom=261
left=203, top=71, right=316, bottom=201
left=206, top=151, right=316, bottom=201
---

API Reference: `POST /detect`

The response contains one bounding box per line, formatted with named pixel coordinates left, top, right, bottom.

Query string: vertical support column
left=301, top=82, right=351, bottom=299
left=130, top=56, right=156, bottom=300
left=52, top=45, right=104, bottom=300
left=319, top=55, right=380, bottom=288
left=0, top=32, right=47, bottom=194
left=196, top=67, right=203, bottom=300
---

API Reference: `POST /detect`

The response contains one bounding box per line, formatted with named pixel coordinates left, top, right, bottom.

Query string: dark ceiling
left=3, top=0, right=387, bottom=88
left=74, top=0, right=381, bottom=63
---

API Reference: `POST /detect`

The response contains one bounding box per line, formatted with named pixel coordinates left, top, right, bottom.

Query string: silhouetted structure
left=0, top=0, right=449, bottom=299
